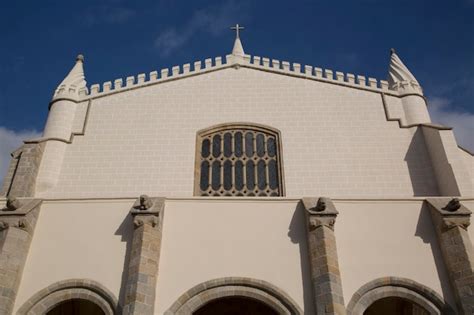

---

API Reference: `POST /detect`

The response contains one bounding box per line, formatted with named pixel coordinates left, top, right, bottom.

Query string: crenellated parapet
left=80, top=54, right=399, bottom=100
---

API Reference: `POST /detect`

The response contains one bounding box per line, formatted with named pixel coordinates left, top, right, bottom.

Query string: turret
left=42, top=55, right=87, bottom=140
left=388, top=49, right=430, bottom=125
left=36, top=55, right=87, bottom=193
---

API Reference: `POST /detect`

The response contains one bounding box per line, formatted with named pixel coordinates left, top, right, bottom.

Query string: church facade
left=0, top=31, right=473, bottom=315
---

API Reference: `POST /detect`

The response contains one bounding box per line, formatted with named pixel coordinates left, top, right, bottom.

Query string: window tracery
left=195, top=123, right=284, bottom=196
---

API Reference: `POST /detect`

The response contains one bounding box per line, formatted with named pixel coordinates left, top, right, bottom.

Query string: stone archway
left=17, top=279, right=119, bottom=315
left=346, top=277, right=455, bottom=315
left=165, top=277, right=303, bottom=315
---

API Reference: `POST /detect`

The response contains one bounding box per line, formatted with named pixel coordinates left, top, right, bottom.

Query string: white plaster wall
left=155, top=199, right=313, bottom=314
left=14, top=200, right=134, bottom=313
left=13, top=198, right=459, bottom=313
left=42, top=68, right=438, bottom=198
left=335, top=200, right=456, bottom=309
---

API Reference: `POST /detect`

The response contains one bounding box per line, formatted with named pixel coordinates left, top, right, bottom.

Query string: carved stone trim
left=165, top=277, right=302, bottom=315
left=17, top=279, right=119, bottom=315
left=346, top=277, right=454, bottom=315
left=302, top=197, right=339, bottom=231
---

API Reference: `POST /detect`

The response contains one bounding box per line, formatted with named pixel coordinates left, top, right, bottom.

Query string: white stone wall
left=38, top=68, right=439, bottom=198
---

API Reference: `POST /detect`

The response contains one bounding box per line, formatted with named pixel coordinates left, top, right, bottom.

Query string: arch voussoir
left=346, top=277, right=455, bottom=315
left=17, top=279, right=118, bottom=315
left=165, top=277, right=302, bottom=315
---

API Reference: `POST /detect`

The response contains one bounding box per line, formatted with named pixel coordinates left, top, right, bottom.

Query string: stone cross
left=230, top=24, right=244, bottom=39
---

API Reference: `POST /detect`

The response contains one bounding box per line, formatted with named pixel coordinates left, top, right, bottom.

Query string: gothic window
left=195, top=123, right=284, bottom=197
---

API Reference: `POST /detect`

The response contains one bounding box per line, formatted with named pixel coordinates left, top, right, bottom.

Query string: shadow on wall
left=287, top=202, right=314, bottom=314
left=414, top=203, right=454, bottom=308
left=404, top=127, right=439, bottom=196
left=115, top=212, right=134, bottom=309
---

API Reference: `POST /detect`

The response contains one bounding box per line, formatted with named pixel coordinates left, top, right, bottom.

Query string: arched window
left=195, top=123, right=284, bottom=197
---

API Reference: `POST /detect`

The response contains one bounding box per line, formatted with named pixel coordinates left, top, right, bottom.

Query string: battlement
left=247, top=55, right=391, bottom=94
left=84, top=54, right=398, bottom=100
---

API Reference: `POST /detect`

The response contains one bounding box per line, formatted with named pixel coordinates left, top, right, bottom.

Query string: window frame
left=194, top=122, right=285, bottom=197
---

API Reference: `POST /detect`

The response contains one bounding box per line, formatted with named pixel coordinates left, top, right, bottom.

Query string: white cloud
left=154, top=0, right=248, bottom=56
left=428, top=97, right=474, bottom=152
left=0, top=127, right=42, bottom=181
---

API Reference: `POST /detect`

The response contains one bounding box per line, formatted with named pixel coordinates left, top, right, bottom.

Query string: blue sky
left=0, top=0, right=473, bottom=176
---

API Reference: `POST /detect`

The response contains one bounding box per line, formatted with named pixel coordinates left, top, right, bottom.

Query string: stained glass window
left=195, top=124, right=284, bottom=196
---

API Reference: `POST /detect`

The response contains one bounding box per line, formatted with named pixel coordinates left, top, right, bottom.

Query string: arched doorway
left=364, top=297, right=429, bottom=315
left=194, top=296, right=278, bottom=315
left=47, top=299, right=105, bottom=315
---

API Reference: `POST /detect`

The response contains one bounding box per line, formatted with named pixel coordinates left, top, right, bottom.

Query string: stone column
left=0, top=198, right=42, bottom=315
left=302, top=197, right=346, bottom=315
left=427, top=198, right=474, bottom=315
left=123, top=196, right=165, bottom=315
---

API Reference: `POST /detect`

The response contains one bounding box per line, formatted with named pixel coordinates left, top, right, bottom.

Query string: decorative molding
left=165, top=277, right=302, bottom=315
left=133, top=216, right=159, bottom=228
left=302, top=197, right=339, bottom=231
left=17, top=278, right=119, bottom=315
left=346, top=277, right=454, bottom=315
left=130, top=196, right=164, bottom=229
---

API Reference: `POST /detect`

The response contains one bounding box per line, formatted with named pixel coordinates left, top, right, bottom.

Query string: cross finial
left=230, top=24, right=244, bottom=39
